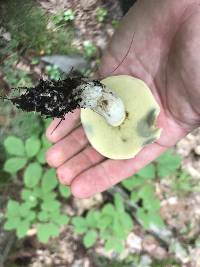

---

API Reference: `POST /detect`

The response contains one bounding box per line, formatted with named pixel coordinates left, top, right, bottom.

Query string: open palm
left=46, top=0, right=200, bottom=198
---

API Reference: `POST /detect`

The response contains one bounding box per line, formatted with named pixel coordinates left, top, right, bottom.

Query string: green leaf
left=42, top=134, right=51, bottom=148
left=173, top=172, right=193, bottom=194
left=137, top=185, right=161, bottom=211
left=121, top=175, right=145, bottom=191
left=16, top=220, right=30, bottom=238
left=59, top=184, right=71, bottom=198
left=21, top=189, right=38, bottom=207
left=137, top=208, right=165, bottom=229
left=37, top=223, right=50, bottom=243
left=42, top=192, right=57, bottom=202
left=100, top=229, right=111, bottom=240
left=21, top=189, right=32, bottom=200
left=114, top=194, right=124, bottom=213
left=120, top=213, right=133, bottom=233
left=47, top=222, right=60, bottom=237
left=27, top=211, right=36, bottom=222
left=144, top=197, right=161, bottom=211
left=38, top=211, right=49, bottom=222
left=19, top=203, right=31, bottom=218
left=156, top=150, right=181, bottom=177
left=137, top=208, right=163, bottom=229
left=4, top=217, right=21, bottom=230
left=41, top=200, right=60, bottom=211
left=24, top=162, right=42, bottom=188
left=4, top=157, right=27, bottom=174
left=102, top=204, right=115, bottom=215
left=105, top=238, right=124, bottom=253
left=114, top=241, right=124, bottom=254
left=72, top=217, right=88, bottom=234
left=6, top=200, right=20, bottom=217
left=4, top=136, right=25, bottom=156
left=37, top=222, right=60, bottom=243
left=25, top=136, right=41, bottom=158
left=42, top=169, right=58, bottom=193
left=105, top=239, right=115, bottom=251
left=83, top=230, right=97, bottom=248
left=112, top=215, right=126, bottom=240
left=36, top=148, right=46, bottom=164
left=33, top=187, right=43, bottom=198
left=44, top=118, right=52, bottom=129
left=148, top=211, right=165, bottom=228
left=53, top=214, right=69, bottom=226
left=86, top=210, right=100, bottom=228
left=137, top=164, right=156, bottom=179
left=130, top=191, right=140, bottom=203
left=97, top=215, right=112, bottom=229
left=138, top=184, right=155, bottom=200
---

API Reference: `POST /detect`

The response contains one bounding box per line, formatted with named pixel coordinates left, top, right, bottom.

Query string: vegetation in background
left=72, top=193, right=133, bottom=252
left=3, top=134, right=192, bottom=252
left=45, top=65, right=63, bottom=81
left=83, top=40, right=97, bottom=58
left=52, top=9, right=76, bottom=25
left=3, top=130, right=70, bottom=243
left=93, top=254, right=181, bottom=267
left=0, top=0, right=76, bottom=54
left=96, top=7, right=108, bottom=23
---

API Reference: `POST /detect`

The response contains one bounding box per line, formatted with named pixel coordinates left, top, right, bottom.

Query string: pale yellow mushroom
left=81, top=75, right=162, bottom=160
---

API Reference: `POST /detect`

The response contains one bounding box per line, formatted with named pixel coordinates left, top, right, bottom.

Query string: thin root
left=109, top=31, right=136, bottom=75
left=51, top=117, right=65, bottom=135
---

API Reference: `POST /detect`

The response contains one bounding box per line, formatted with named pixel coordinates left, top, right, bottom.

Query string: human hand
left=46, top=0, right=200, bottom=198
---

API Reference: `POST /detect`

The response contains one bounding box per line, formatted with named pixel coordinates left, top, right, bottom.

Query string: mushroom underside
left=81, top=75, right=161, bottom=160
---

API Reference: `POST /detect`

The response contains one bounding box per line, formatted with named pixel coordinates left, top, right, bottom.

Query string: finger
left=46, top=109, right=81, bottom=143
left=57, top=146, right=105, bottom=185
left=71, top=143, right=166, bottom=198
left=46, top=126, right=88, bottom=168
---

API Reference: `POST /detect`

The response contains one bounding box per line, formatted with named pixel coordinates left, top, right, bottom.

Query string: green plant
left=122, top=164, right=164, bottom=229
left=0, top=0, right=77, bottom=57
left=96, top=7, right=108, bottom=23
left=83, top=40, right=97, bottom=59
left=3, top=133, right=71, bottom=243
left=155, top=149, right=181, bottom=177
left=12, top=113, right=44, bottom=139
left=45, top=65, right=63, bottom=80
left=111, top=19, right=120, bottom=29
left=72, top=193, right=133, bottom=253
left=3, top=141, right=187, bottom=253
left=0, top=0, right=48, bottom=52
left=2, top=53, right=33, bottom=88
left=63, top=9, right=76, bottom=22
left=52, top=9, right=75, bottom=25
left=122, top=149, right=182, bottom=229
left=171, top=171, right=193, bottom=195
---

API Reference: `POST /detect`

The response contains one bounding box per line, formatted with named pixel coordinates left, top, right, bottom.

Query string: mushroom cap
left=80, top=75, right=162, bottom=159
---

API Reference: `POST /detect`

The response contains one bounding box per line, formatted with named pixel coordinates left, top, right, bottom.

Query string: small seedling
left=83, top=40, right=97, bottom=58
left=96, top=7, right=108, bottom=23
left=111, top=19, right=120, bottom=29
left=52, top=9, right=75, bottom=25
left=63, top=9, right=75, bottom=22
left=45, top=65, right=62, bottom=80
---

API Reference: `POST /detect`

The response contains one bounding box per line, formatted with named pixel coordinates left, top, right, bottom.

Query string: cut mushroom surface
left=81, top=75, right=162, bottom=159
